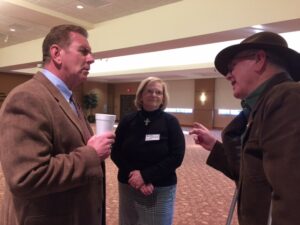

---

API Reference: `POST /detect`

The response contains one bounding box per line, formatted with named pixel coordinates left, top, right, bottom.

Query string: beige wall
left=215, top=78, right=240, bottom=109
left=213, top=78, right=241, bottom=128
left=165, top=79, right=195, bottom=126
left=214, top=110, right=235, bottom=129
left=0, top=72, right=240, bottom=129
left=165, top=80, right=194, bottom=108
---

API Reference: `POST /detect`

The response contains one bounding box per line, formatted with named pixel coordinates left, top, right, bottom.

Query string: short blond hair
left=134, top=76, right=169, bottom=110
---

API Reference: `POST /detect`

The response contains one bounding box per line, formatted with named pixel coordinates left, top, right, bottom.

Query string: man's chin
left=81, top=72, right=89, bottom=79
left=233, top=89, right=241, bottom=99
left=81, top=76, right=88, bottom=82
left=77, top=75, right=88, bottom=85
left=83, top=71, right=89, bottom=76
left=233, top=92, right=244, bottom=99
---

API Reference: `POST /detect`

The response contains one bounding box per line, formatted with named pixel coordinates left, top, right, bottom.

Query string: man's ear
left=50, top=44, right=62, bottom=65
left=254, top=50, right=268, bottom=74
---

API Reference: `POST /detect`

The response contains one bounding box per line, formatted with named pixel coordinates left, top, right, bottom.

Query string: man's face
left=225, top=51, right=259, bottom=99
left=60, top=32, right=94, bottom=88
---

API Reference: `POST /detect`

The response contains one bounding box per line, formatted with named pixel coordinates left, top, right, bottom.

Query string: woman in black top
left=111, top=76, right=185, bottom=225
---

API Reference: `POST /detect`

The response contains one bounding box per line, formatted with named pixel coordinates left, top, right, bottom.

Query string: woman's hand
left=140, top=183, right=154, bottom=196
left=128, top=170, right=144, bottom=189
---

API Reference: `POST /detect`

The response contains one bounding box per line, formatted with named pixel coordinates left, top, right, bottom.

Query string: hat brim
left=214, top=43, right=300, bottom=81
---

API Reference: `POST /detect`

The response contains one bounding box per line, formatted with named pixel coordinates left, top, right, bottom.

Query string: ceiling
left=0, top=0, right=181, bottom=48
left=0, top=0, right=299, bottom=83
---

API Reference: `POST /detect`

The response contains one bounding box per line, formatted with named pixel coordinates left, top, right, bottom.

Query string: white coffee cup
left=95, top=113, right=116, bottom=134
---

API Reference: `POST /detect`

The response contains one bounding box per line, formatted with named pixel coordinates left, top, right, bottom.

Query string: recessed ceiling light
left=9, top=28, right=16, bottom=32
left=76, top=5, right=84, bottom=9
left=251, top=25, right=264, bottom=33
left=4, top=35, right=8, bottom=43
left=253, top=29, right=263, bottom=33
left=251, top=24, right=264, bottom=29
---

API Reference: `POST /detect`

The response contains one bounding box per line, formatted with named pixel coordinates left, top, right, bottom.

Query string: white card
left=145, top=134, right=160, bottom=141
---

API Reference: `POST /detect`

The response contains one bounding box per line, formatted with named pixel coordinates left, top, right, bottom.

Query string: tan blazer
left=0, top=72, right=104, bottom=225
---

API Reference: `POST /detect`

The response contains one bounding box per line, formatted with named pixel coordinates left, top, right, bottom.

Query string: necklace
left=144, top=118, right=151, bottom=126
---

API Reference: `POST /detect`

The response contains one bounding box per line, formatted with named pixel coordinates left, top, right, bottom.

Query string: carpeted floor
left=0, top=130, right=239, bottom=225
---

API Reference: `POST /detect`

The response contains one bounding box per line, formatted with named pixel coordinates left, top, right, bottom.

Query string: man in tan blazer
left=0, top=24, right=115, bottom=225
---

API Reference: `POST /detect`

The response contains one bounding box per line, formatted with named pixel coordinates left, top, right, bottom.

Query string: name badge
left=145, top=134, right=160, bottom=141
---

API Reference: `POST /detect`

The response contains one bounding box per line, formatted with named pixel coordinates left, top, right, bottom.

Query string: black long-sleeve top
left=111, top=108, right=185, bottom=187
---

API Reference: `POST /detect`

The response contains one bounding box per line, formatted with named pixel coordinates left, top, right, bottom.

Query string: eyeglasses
left=227, top=52, right=257, bottom=73
left=144, top=89, right=163, bottom=96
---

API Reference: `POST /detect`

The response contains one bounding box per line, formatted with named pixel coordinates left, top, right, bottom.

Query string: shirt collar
left=42, top=69, right=72, bottom=102
left=242, top=77, right=271, bottom=112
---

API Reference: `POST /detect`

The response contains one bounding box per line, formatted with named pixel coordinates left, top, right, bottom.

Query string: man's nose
left=87, top=53, right=95, bottom=64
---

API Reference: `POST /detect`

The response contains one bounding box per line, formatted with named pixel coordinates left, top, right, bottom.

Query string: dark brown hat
left=214, top=31, right=300, bottom=81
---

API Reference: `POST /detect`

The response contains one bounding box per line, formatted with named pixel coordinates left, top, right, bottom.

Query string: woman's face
left=141, top=81, right=164, bottom=111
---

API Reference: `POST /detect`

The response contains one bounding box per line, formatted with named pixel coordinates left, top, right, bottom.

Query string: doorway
left=120, top=95, right=136, bottom=120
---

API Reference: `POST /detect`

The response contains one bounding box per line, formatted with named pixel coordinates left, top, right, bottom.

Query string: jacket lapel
left=33, top=72, right=92, bottom=142
left=242, top=72, right=293, bottom=147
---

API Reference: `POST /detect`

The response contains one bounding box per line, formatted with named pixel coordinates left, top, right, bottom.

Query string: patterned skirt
left=118, top=182, right=177, bottom=225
